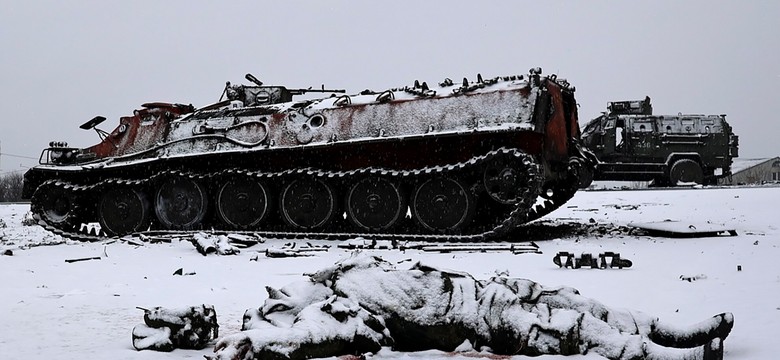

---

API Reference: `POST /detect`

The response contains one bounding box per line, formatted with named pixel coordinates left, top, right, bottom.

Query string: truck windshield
left=582, top=119, right=602, bottom=137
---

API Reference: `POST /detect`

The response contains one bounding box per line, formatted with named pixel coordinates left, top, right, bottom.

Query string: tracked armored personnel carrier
left=22, top=68, right=595, bottom=241
left=581, top=97, right=739, bottom=186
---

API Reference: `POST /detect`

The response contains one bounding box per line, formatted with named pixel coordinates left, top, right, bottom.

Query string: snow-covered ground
left=1, top=186, right=778, bottom=360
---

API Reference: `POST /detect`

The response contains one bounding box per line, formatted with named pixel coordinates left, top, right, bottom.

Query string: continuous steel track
left=31, top=148, right=579, bottom=243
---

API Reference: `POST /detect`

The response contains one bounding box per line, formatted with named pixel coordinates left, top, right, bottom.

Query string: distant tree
left=0, top=172, right=24, bottom=202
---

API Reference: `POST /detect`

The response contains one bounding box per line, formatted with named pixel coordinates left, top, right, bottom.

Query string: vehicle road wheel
left=412, top=176, right=473, bottom=232
left=216, top=177, right=270, bottom=229
left=33, top=182, right=81, bottom=229
left=281, top=178, right=335, bottom=229
left=98, top=187, right=151, bottom=236
left=669, top=159, right=703, bottom=185
left=154, top=176, right=209, bottom=230
left=484, top=159, right=526, bottom=204
left=347, top=177, right=404, bottom=231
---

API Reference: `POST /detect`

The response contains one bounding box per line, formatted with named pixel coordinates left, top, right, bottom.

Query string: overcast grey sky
left=1, top=0, right=778, bottom=174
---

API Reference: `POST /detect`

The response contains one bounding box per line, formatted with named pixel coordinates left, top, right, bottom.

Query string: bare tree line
left=0, top=172, right=24, bottom=202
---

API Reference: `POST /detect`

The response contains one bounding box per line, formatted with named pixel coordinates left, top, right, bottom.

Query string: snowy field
left=1, top=186, right=778, bottom=360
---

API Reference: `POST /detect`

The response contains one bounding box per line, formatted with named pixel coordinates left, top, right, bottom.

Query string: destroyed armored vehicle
left=22, top=69, right=595, bottom=240
left=581, top=97, right=738, bottom=186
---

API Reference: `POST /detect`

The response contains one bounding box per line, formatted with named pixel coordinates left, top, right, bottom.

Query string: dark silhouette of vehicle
left=581, top=97, right=738, bottom=187
left=22, top=69, right=595, bottom=240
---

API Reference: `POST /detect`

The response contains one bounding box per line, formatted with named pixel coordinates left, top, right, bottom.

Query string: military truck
left=580, top=97, right=739, bottom=186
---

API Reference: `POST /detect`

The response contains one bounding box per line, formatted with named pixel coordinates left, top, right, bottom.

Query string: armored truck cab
left=581, top=97, right=739, bottom=186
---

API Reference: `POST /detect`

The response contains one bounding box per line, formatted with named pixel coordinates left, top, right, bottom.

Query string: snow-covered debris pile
left=264, top=242, right=330, bottom=258
left=132, top=304, right=218, bottom=351
left=224, top=233, right=264, bottom=248
left=190, top=233, right=240, bottom=256
left=1, top=210, right=67, bottom=250
left=210, top=254, right=733, bottom=360
left=21, top=211, right=36, bottom=226
left=506, top=220, right=644, bottom=240
left=578, top=219, right=645, bottom=237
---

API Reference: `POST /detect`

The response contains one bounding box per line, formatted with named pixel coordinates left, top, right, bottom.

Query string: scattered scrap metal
left=63, top=245, right=107, bottom=263
left=118, top=232, right=265, bottom=249
left=264, top=242, right=330, bottom=258
left=335, top=237, right=540, bottom=254
left=64, top=256, right=101, bottom=263
left=419, top=243, right=540, bottom=254
left=260, top=238, right=541, bottom=258
left=629, top=221, right=737, bottom=238
left=580, top=220, right=647, bottom=237
left=116, top=231, right=264, bottom=254
left=548, top=218, right=736, bottom=239
left=337, top=238, right=400, bottom=250
left=680, top=274, right=708, bottom=282
left=172, top=268, right=196, bottom=276
left=190, top=232, right=242, bottom=256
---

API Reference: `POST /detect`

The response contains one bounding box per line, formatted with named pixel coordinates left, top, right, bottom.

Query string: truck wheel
left=669, top=159, right=703, bottom=185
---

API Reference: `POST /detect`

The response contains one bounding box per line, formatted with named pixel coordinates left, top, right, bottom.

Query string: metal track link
left=32, top=148, right=547, bottom=243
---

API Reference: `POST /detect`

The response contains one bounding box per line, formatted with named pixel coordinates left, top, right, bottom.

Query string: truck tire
left=669, top=159, right=703, bottom=185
